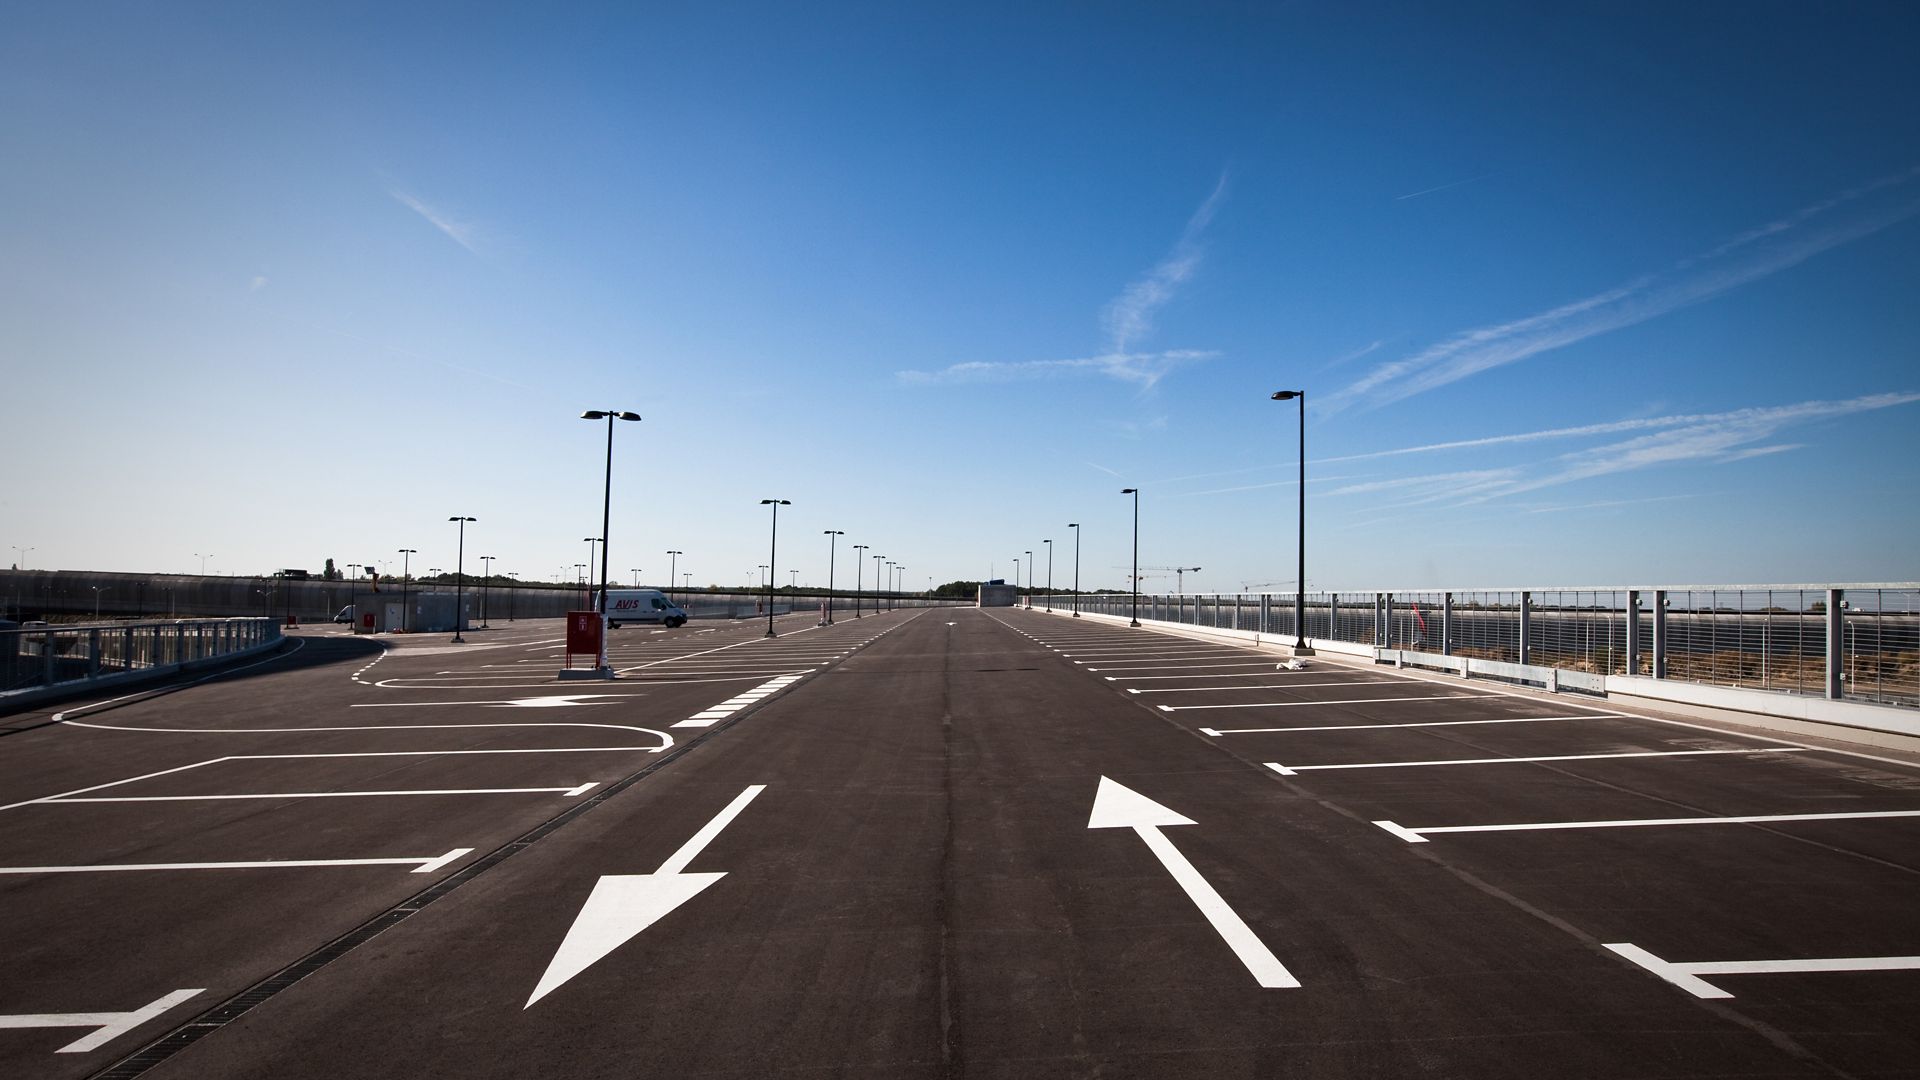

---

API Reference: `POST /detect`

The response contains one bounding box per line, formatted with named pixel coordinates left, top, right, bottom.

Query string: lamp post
left=507, top=572, right=517, bottom=621
left=666, top=550, right=682, bottom=605
left=893, top=565, right=906, bottom=608
left=448, top=517, right=475, bottom=642
left=760, top=499, right=789, bottom=637
left=823, top=530, right=842, bottom=624
left=582, top=537, right=603, bottom=609
left=885, top=561, right=895, bottom=611
left=852, top=544, right=868, bottom=618
left=1024, top=550, right=1033, bottom=609
left=479, top=555, right=494, bottom=628
left=1012, top=556, right=1020, bottom=606
left=873, top=554, right=884, bottom=614
left=581, top=408, right=641, bottom=669
left=1044, top=539, right=1053, bottom=611
left=682, top=572, right=690, bottom=600
left=190, top=552, right=205, bottom=575
left=790, top=569, right=799, bottom=590
left=1068, top=524, right=1081, bottom=617
left=398, top=548, right=416, bottom=632
left=1121, top=488, right=1140, bottom=627
left=1270, top=390, right=1313, bottom=655
left=631, top=568, right=642, bottom=588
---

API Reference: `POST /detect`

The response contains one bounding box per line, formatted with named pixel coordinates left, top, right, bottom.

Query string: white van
left=591, top=589, right=689, bottom=629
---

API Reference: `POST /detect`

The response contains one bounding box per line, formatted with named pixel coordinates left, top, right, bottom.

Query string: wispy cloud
left=248, top=275, right=269, bottom=292
left=1524, top=493, right=1709, bottom=515
left=390, top=189, right=482, bottom=254
left=1462, top=392, right=1919, bottom=502
left=1394, top=170, right=1500, bottom=202
left=1327, top=167, right=1920, bottom=412
left=896, top=349, right=1216, bottom=387
left=1086, top=461, right=1123, bottom=477
left=897, top=174, right=1228, bottom=390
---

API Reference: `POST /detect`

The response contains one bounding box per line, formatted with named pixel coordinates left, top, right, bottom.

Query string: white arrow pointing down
left=1088, top=776, right=1300, bottom=989
left=526, top=784, right=766, bottom=1008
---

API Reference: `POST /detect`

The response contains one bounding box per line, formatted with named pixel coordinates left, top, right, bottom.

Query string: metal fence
left=2, top=618, right=282, bottom=695
left=1043, top=584, right=1920, bottom=709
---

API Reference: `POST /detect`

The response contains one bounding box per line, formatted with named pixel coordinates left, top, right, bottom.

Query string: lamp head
left=1121, top=487, right=1137, bottom=494
left=1271, top=390, right=1301, bottom=401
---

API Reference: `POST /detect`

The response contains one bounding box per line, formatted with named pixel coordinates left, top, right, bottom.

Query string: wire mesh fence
left=1041, top=584, right=1919, bottom=709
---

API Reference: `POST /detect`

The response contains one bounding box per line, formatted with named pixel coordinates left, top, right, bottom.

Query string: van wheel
left=668, top=617, right=685, bottom=628
left=608, top=621, right=620, bottom=630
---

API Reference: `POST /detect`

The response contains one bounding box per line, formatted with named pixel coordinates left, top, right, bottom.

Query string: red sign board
left=566, top=610, right=604, bottom=658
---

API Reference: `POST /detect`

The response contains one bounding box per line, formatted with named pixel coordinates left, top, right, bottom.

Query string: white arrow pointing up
left=1088, top=776, right=1299, bottom=989
left=526, top=784, right=766, bottom=1008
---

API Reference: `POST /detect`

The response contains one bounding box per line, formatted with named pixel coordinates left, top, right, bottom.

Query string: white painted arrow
left=1088, top=776, right=1300, bottom=989
left=526, top=784, right=766, bottom=1008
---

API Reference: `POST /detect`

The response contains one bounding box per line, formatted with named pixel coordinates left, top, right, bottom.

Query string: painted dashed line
left=674, top=673, right=811, bottom=727
left=350, top=645, right=392, bottom=685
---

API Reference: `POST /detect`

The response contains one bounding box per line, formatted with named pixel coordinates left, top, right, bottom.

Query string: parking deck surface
left=2, top=607, right=1916, bottom=1078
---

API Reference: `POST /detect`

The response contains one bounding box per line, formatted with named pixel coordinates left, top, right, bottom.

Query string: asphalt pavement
left=2, top=607, right=1916, bottom=1078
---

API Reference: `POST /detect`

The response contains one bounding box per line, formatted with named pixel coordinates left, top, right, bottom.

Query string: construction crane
left=1111, top=565, right=1204, bottom=592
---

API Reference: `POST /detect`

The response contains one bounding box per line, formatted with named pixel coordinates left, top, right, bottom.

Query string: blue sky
left=4, top=2, right=1917, bottom=593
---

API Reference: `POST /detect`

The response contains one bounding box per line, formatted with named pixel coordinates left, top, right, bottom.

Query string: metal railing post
left=1328, top=593, right=1337, bottom=643
left=1652, top=590, right=1668, bottom=679
left=1826, top=587, right=1844, bottom=700
left=1442, top=592, right=1453, bottom=656
left=1519, top=591, right=1532, bottom=666
left=1625, top=590, right=1641, bottom=676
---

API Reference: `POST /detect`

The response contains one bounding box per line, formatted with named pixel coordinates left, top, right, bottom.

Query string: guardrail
left=1040, top=585, right=1919, bottom=710
left=2, top=618, right=282, bottom=697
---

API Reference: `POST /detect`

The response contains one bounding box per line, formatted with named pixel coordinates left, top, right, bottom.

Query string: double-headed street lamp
left=1270, top=390, right=1314, bottom=655
left=448, top=516, right=476, bottom=643
left=872, top=554, right=885, bottom=614
left=397, top=548, right=417, bottom=632
left=760, top=499, right=789, bottom=637
left=893, top=565, right=906, bottom=608
left=1120, top=488, right=1140, bottom=627
left=852, top=544, right=868, bottom=618
left=1068, top=523, right=1081, bottom=616
left=822, top=530, right=843, bottom=624
left=582, top=408, right=641, bottom=671
left=631, top=568, right=642, bottom=587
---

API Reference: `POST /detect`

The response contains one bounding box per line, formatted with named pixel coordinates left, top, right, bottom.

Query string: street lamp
left=1121, top=488, right=1140, bottom=627
left=1271, top=390, right=1314, bottom=655
left=666, top=550, right=682, bottom=605
left=760, top=499, right=789, bottom=637
left=1024, top=550, right=1033, bottom=609
left=873, top=554, right=884, bottom=614
left=1044, top=539, right=1053, bottom=611
left=822, top=530, right=843, bottom=625
left=885, top=560, right=895, bottom=611
left=582, top=408, right=642, bottom=669
left=1012, top=555, right=1020, bottom=606
left=479, top=555, right=495, bottom=628
left=398, top=548, right=417, bottom=632
left=190, top=552, right=206, bottom=575
left=1068, top=524, right=1081, bottom=617
left=790, top=569, right=799, bottom=590
left=448, top=517, right=476, bottom=643
left=583, top=537, right=603, bottom=608
left=894, top=565, right=906, bottom=607
left=852, top=544, right=868, bottom=618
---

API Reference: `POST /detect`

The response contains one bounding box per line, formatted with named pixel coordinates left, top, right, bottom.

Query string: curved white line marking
left=61, top=719, right=675, bottom=752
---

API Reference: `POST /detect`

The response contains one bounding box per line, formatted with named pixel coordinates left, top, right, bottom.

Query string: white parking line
left=1199, top=715, right=1609, bottom=736
left=51, top=784, right=601, bottom=803
left=0, top=988, right=205, bottom=1054
left=1374, top=808, right=1920, bottom=843
left=0, top=848, right=475, bottom=875
left=1605, top=942, right=1920, bottom=999
left=1160, top=694, right=1493, bottom=712
left=1128, top=679, right=1404, bottom=694
left=1265, top=747, right=1807, bottom=775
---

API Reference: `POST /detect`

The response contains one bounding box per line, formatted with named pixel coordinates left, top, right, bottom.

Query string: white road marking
left=673, top=674, right=807, bottom=728
left=1605, top=942, right=1920, bottom=999
left=52, top=784, right=601, bottom=803
left=1375, top=808, right=1920, bottom=843
left=1128, top=679, right=1404, bottom=694
left=1265, top=747, right=1807, bottom=775
left=61, top=719, right=673, bottom=752
left=527, top=785, right=767, bottom=1007
left=1159, top=694, right=1493, bottom=712
left=1199, top=715, right=1612, bottom=736
left=0, top=849, right=474, bottom=875
left=1110, top=670, right=1365, bottom=682
left=349, top=694, right=640, bottom=708
left=1085, top=661, right=1311, bottom=672
left=0, top=988, right=204, bottom=1054
left=1087, top=777, right=1299, bottom=989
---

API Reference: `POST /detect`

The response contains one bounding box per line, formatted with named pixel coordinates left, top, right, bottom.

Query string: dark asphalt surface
left=2, top=607, right=1916, bottom=1078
